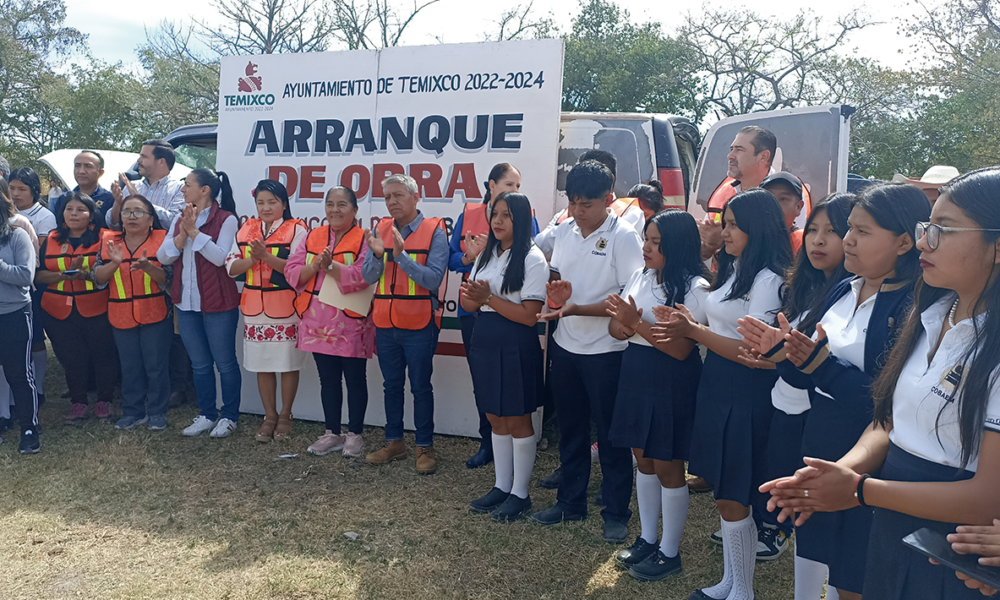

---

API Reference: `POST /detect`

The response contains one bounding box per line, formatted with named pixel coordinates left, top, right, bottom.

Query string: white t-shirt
left=620, top=269, right=710, bottom=348
left=534, top=210, right=564, bottom=258
left=772, top=315, right=810, bottom=414
left=889, top=294, right=1000, bottom=472
left=17, top=202, right=57, bottom=237
left=813, top=278, right=876, bottom=401
left=470, top=244, right=549, bottom=312
left=550, top=214, right=644, bottom=355
left=705, top=266, right=784, bottom=341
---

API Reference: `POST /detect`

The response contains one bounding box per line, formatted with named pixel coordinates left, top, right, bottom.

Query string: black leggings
left=313, top=353, right=368, bottom=434
left=45, top=308, right=118, bottom=405
left=0, top=306, right=39, bottom=431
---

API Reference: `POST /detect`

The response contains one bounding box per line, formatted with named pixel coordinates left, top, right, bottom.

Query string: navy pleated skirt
left=688, top=351, right=778, bottom=506
left=765, top=408, right=807, bottom=482
left=468, top=312, right=543, bottom=417
left=862, top=443, right=980, bottom=599
left=608, top=342, right=702, bottom=461
left=796, top=391, right=876, bottom=593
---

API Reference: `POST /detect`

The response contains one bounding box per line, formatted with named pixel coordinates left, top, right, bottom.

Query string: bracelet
left=631, top=316, right=643, bottom=331
left=855, top=473, right=871, bottom=507
left=482, top=294, right=493, bottom=307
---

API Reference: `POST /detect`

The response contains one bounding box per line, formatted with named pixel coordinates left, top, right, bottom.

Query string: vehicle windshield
left=173, top=144, right=217, bottom=171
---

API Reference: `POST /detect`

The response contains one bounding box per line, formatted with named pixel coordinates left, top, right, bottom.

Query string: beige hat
left=891, top=165, right=961, bottom=190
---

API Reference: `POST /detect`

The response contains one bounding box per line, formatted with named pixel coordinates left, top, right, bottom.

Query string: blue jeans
left=113, top=317, right=173, bottom=418
left=176, top=308, right=242, bottom=422
left=375, top=324, right=438, bottom=447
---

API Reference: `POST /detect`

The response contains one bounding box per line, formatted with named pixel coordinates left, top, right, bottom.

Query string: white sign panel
left=217, top=40, right=564, bottom=437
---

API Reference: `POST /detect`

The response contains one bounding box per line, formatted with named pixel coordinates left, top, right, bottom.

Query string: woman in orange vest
left=34, top=192, right=117, bottom=425
left=285, top=186, right=375, bottom=458
left=226, top=180, right=307, bottom=442
left=94, top=195, right=172, bottom=431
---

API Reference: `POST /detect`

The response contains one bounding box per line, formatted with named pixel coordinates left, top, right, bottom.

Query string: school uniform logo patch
left=932, top=363, right=964, bottom=401
left=596, top=238, right=608, bottom=251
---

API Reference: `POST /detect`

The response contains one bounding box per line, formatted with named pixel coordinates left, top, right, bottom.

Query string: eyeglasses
left=122, top=209, right=149, bottom=218
left=915, top=222, right=1000, bottom=251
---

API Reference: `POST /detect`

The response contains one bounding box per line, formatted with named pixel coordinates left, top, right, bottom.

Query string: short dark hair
left=566, top=160, right=614, bottom=202
left=142, top=139, right=176, bottom=170
left=738, top=126, right=777, bottom=164
left=79, top=150, right=105, bottom=170
left=8, top=167, right=41, bottom=203
left=578, top=150, right=617, bottom=178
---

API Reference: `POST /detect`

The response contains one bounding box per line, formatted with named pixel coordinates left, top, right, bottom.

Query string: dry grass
left=0, top=354, right=794, bottom=600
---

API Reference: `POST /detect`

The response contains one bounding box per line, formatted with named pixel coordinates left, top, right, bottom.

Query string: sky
left=63, top=0, right=925, bottom=71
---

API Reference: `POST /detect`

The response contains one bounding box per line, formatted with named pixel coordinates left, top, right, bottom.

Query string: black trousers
left=550, top=341, right=632, bottom=524
left=460, top=314, right=492, bottom=445
left=45, top=308, right=117, bottom=405
left=0, top=306, right=40, bottom=431
left=314, top=353, right=368, bottom=435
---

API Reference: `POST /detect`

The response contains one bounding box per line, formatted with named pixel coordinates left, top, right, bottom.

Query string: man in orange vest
left=361, top=174, right=449, bottom=475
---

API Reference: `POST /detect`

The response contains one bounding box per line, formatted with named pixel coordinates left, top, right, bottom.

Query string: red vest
left=372, top=217, right=446, bottom=330
left=458, top=203, right=489, bottom=253
left=41, top=232, right=109, bottom=320
left=235, top=218, right=304, bottom=319
left=293, top=225, right=366, bottom=319
left=708, top=177, right=740, bottom=222
left=171, top=202, right=240, bottom=314
left=101, top=229, right=169, bottom=329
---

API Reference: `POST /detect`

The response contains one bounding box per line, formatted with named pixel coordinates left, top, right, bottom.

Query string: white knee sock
left=492, top=433, right=514, bottom=493
left=636, top=471, right=661, bottom=544
left=794, top=549, right=830, bottom=600
left=726, top=514, right=758, bottom=600
left=826, top=586, right=840, bottom=600
left=32, top=350, right=46, bottom=394
left=510, top=435, right=536, bottom=499
left=660, top=484, right=689, bottom=558
left=701, top=517, right=734, bottom=599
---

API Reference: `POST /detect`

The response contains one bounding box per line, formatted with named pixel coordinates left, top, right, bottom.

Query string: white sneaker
left=183, top=415, right=217, bottom=437
left=210, top=418, right=237, bottom=438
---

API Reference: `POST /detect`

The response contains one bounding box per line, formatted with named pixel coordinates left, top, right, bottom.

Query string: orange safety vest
left=101, top=229, right=169, bottom=329
left=293, top=225, right=366, bottom=319
left=707, top=177, right=739, bottom=222
left=40, top=232, right=109, bottom=320
left=458, top=203, right=488, bottom=253
left=236, top=218, right=305, bottom=319
left=610, top=197, right=640, bottom=217
left=372, top=217, right=447, bottom=330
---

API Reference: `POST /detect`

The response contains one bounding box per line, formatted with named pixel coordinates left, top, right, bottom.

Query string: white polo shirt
left=621, top=269, right=710, bottom=348
left=813, top=278, right=876, bottom=400
left=618, top=202, right=647, bottom=237
left=772, top=315, right=811, bottom=415
left=889, top=294, right=1000, bottom=472
left=705, top=266, right=784, bottom=341
left=551, top=214, right=644, bottom=355
left=470, top=244, right=549, bottom=312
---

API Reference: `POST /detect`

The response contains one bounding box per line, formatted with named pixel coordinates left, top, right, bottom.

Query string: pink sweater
left=284, top=230, right=375, bottom=359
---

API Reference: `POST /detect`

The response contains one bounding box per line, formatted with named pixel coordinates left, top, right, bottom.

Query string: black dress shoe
left=465, top=445, right=494, bottom=469
left=492, top=494, right=531, bottom=522
left=615, top=536, right=658, bottom=569
left=530, top=504, right=586, bottom=525
left=629, top=550, right=682, bottom=581
left=470, top=487, right=509, bottom=513
left=603, top=520, right=629, bottom=543
left=538, top=467, right=563, bottom=489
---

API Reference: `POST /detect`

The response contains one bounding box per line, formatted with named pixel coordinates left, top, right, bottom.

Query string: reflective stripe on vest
left=294, top=225, right=366, bottom=319
left=41, top=232, right=108, bottom=320
left=101, top=229, right=168, bottom=329
left=236, top=218, right=303, bottom=319
left=372, top=217, right=446, bottom=330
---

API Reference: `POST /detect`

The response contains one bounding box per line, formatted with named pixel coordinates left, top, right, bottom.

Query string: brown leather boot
left=366, top=439, right=407, bottom=464
left=415, top=445, right=436, bottom=475
left=687, top=476, right=713, bottom=494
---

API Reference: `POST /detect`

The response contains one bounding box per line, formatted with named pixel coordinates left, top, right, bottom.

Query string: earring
left=61, top=223, right=69, bottom=229
left=88, top=224, right=96, bottom=231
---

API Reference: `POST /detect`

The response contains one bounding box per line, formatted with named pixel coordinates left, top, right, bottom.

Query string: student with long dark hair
left=94, top=195, right=173, bottom=430
left=157, top=169, right=242, bottom=439
left=35, top=192, right=117, bottom=424
left=461, top=192, right=548, bottom=522
left=744, top=183, right=930, bottom=600
left=227, top=179, right=308, bottom=442
left=761, top=168, right=1000, bottom=599
left=0, top=193, right=40, bottom=453
left=654, top=188, right=791, bottom=600
left=449, top=162, right=523, bottom=469
left=625, top=180, right=667, bottom=221
left=605, top=210, right=711, bottom=581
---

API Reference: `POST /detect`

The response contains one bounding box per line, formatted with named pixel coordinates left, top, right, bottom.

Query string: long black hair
left=714, top=188, right=793, bottom=302
left=53, top=191, right=102, bottom=246
left=9, top=167, right=41, bottom=205
left=784, top=193, right=853, bottom=333
left=190, top=168, right=237, bottom=216
left=645, top=209, right=711, bottom=306
left=874, top=167, right=1000, bottom=468
left=852, top=183, right=929, bottom=282
left=629, top=180, right=665, bottom=215
left=473, top=192, right=533, bottom=294
left=121, top=194, right=165, bottom=231
left=254, top=179, right=293, bottom=220
left=0, top=185, right=13, bottom=244
left=482, top=163, right=519, bottom=205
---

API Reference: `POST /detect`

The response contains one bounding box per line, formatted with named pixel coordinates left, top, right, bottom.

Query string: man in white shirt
left=529, top=160, right=644, bottom=543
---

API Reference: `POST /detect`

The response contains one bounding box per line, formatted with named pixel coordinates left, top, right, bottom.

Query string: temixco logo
left=238, top=61, right=263, bottom=93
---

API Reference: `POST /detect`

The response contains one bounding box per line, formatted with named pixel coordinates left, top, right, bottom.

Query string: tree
left=198, top=0, right=339, bottom=55
left=561, top=0, right=703, bottom=118
left=482, top=1, right=556, bottom=42
left=680, top=8, right=871, bottom=119
left=330, top=0, right=441, bottom=49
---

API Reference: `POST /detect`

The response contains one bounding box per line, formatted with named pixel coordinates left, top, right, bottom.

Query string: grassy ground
left=0, top=355, right=794, bottom=600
